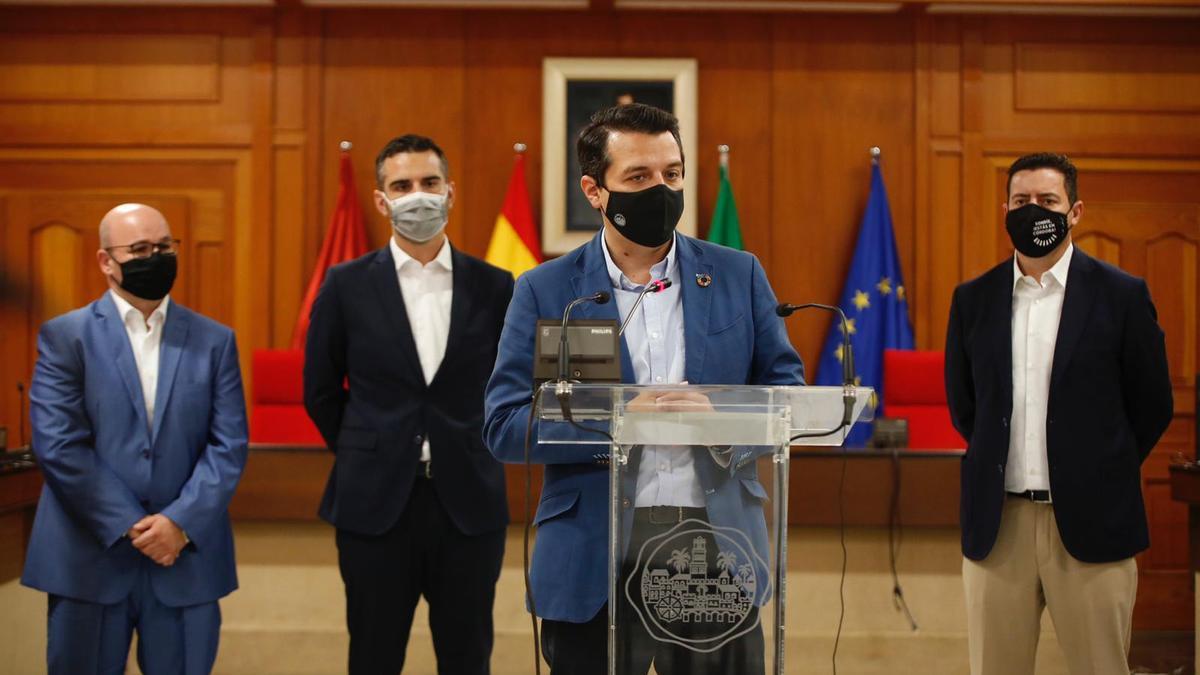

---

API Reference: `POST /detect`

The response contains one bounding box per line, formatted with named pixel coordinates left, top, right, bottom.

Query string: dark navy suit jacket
left=23, top=294, right=248, bottom=606
left=483, top=232, right=804, bottom=623
left=945, top=249, right=1173, bottom=563
left=304, top=245, right=514, bottom=537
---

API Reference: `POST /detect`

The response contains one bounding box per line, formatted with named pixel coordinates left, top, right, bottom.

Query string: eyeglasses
left=105, top=239, right=181, bottom=259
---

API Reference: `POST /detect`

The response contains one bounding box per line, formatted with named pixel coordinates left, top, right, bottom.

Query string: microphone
left=558, top=291, right=611, bottom=383
left=555, top=291, right=611, bottom=422
left=618, top=279, right=673, bottom=336
left=777, top=302, right=857, bottom=431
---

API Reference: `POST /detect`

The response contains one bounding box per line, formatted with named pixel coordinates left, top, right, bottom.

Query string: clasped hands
left=127, top=514, right=187, bottom=567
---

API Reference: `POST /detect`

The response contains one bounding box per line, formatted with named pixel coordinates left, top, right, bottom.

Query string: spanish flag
left=485, top=151, right=542, bottom=277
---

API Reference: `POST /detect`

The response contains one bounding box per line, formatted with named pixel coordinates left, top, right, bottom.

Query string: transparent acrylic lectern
left=537, top=383, right=875, bottom=675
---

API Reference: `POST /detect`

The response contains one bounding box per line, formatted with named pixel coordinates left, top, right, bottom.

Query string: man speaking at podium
left=484, top=103, right=803, bottom=674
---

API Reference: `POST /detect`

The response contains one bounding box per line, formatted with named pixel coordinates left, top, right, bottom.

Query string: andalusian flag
left=707, top=163, right=743, bottom=250
left=485, top=151, right=542, bottom=277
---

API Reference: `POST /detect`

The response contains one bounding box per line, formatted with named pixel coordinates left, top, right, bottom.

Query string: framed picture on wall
left=542, top=57, right=698, bottom=255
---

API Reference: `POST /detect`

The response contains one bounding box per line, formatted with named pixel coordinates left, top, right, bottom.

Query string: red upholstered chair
left=250, top=349, right=324, bottom=445
left=882, top=349, right=966, bottom=451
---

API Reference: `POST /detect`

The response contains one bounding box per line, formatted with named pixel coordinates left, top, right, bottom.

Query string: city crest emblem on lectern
left=625, top=519, right=772, bottom=653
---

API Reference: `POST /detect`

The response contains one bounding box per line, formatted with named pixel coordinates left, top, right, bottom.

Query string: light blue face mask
left=384, top=191, right=448, bottom=243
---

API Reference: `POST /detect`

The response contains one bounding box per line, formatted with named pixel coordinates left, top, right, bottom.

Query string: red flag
left=291, top=151, right=369, bottom=348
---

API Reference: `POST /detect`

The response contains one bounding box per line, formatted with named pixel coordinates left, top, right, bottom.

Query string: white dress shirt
left=601, top=234, right=702, bottom=508
left=390, top=236, right=453, bottom=463
left=1007, top=244, right=1073, bottom=494
left=109, top=290, right=170, bottom=431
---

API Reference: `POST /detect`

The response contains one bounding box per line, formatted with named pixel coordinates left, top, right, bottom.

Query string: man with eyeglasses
left=23, top=203, right=248, bottom=674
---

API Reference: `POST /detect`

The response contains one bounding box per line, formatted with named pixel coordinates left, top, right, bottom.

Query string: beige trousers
left=962, top=497, right=1137, bottom=675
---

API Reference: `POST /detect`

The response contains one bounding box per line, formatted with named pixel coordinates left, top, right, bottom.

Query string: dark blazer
left=945, top=248, right=1173, bottom=563
left=24, top=295, right=248, bottom=606
left=304, top=244, right=515, bottom=537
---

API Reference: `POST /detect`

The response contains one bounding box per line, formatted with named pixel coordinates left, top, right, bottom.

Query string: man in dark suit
left=945, top=153, right=1173, bottom=674
left=304, top=134, right=515, bottom=674
left=25, top=203, right=248, bottom=674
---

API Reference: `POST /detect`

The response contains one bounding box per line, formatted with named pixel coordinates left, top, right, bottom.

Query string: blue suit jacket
left=484, top=233, right=804, bottom=623
left=23, top=294, right=248, bottom=607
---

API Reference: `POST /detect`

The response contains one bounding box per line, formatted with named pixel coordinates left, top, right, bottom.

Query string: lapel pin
left=696, top=273, right=712, bottom=288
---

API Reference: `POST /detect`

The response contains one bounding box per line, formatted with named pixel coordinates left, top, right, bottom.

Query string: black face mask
left=601, top=184, right=684, bottom=248
left=1005, top=203, right=1071, bottom=258
left=115, top=253, right=177, bottom=301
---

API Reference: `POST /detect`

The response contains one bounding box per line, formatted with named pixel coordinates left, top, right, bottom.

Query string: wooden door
left=0, top=154, right=242, bottom=451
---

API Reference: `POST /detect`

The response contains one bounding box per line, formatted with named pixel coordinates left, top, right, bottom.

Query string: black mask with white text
left=601, top=184, right=684, bottom=248
left=1005, top=203, right=1071, bottom=258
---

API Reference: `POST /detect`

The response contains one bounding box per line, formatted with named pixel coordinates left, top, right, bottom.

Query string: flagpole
left=870, top=145, right=881, bottom=165
left=717, top=144, right=730, bottom=174
left=340, top=140, right=352, bottom=152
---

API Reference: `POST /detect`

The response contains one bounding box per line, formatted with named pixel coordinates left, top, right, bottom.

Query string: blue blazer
left=23, top=294, right=248, bottom=607
left=483, top=233, right=804, bottom=623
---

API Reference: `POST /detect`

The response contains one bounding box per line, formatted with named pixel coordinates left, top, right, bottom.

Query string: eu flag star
left=877, top=277, right=892, bottom=296
left=852, top=290, right=871, bottom=311
left=834, top=343, right=844, bottom=363
left=896, top=285, right=906, bottom=301
left=839, top=318, right=857, bottom=336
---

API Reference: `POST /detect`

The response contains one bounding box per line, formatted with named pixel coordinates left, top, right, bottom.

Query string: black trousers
left=335, top=473, right=506, bottom=675
left=540, top=511, right=766, bottom=675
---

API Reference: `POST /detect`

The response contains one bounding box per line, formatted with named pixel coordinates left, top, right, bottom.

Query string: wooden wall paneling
left=320, top=9, right=469, bottom=254
left=915, top=15, right=962, bottom=350
left=460, top=11, right=563, bottom=260
left=980, top=17, right=1200, bottom=140
left=1014, top=42, right=1200, bottom=114
left=0, top=8, right=265, bottom=146
left=925, top=143, right=962, bottom=351
left=769, top=13, right=917, bottom=375
left=0, top=33, right=221, bottom=103
left=239, top=14, right=276, bottom=378
left=913, top=15, right=933, bottom=349
left=271, top=8, right=320, bottom=347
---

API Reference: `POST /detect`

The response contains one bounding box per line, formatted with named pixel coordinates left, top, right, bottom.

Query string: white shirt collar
left=601, top=231, right=678, bottom=291
left=1013, top=243, right=1073, bottom=292
left=390, top=236, right=453, bottom=273
left=109, top=289, right=169, bottom=328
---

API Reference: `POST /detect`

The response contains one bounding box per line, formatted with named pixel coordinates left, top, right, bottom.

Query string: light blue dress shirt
left=601, top=233, right=704, bottom=508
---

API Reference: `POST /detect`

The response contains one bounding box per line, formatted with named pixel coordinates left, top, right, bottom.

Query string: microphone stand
left=555, top=292, right=610, bottom=421
left=776, top=302, right=857, bottom=440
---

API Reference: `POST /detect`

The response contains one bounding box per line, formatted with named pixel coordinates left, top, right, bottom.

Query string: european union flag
left=815, top=161, right=914, bottom=446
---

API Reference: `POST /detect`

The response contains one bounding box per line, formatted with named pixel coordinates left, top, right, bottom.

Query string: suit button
left=413, top=435, right=423, bottom=445
left=1001, top=418, right=1008, bottom=428
left=142, top=449, right=151, bottom=459
left=622, top=498, right=631, bottom=509
left=997, top=464, right=1004, bottom=474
